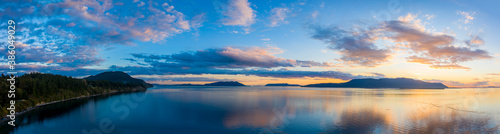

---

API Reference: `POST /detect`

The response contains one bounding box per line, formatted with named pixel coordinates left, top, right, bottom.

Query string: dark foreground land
left=0, top=71, right=151, bottom=119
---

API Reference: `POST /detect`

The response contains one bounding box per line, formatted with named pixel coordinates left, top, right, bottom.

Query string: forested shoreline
left=0, top=72, right=149, bottom=118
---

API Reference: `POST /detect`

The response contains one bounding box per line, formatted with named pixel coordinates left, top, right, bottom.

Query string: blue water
left=3, top=87, right=500, bottom=134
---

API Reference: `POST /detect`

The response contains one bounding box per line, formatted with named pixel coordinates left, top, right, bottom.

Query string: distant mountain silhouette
left=84, top=71, right=153, bottom=88
left=204, top=81, right=245, bottom=86
left=303, top=78, right=447, bottom=89
left=265, top=83, right=300, bottom=86
left=166, top=81, right=246, bottom=86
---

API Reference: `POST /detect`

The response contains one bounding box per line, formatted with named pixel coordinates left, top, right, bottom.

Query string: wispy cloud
left=311, top=11, right=319, bottom=19
left=426, top=79, right=490, bottom=87
left=424, top=14, right=435, bottom=20
left=457, top=11, right=475, bottom=24
left=216, top=0, right=256, bottom=27
left=268, top=7, right=290, bottom=27
left=464, top=35, right=484, bottom=47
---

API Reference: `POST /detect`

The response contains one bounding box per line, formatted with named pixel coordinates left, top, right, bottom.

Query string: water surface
left=3, top=87, right=500, bottom=134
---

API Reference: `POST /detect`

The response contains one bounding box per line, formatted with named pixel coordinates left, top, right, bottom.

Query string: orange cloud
left=429, top=64, right=470, bottom=70
left=383, top=20, right=492, bottom=69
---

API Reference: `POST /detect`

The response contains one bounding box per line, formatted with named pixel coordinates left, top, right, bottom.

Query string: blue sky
left=1, top=0, right=500, bottom=86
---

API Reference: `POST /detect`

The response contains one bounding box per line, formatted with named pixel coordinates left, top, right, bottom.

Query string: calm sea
left=2, top=86, right=500, bottom=134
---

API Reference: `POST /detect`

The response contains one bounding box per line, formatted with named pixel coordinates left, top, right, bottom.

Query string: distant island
left=0, top=71, right=151, bottom=119
left=166, top=81, right=246, bottom=86
left=303, top=78, right=448, bottom=89
left=205, top=81, right=245, bottom=86
left=265, top=83, right=300, bottom=86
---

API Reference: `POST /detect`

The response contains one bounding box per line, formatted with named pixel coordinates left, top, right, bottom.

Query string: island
left=265, top=83, right=301, bottom=86
left=163, top=81, right=246, bottom=86
left=0, top=71, right=151, bottom=119
left=302, top=78, right=448, bottom=89
left=204, top=81, right=246, bottom=86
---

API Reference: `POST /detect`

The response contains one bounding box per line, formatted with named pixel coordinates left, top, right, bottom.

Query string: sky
left=1, top=0, right=499, bottom=86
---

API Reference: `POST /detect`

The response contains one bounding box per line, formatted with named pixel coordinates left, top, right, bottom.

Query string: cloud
left=429, top=64, right=470, bottom=70
left=65, top=22, right=76, bottom=27
left=268, top=7, right=290, bottom=27
left=397, top=13, right=426, bottom=31
left=309, top=25, right=391, bottom=67
left=0, top=41, right=104, bottom=68
left=457, top=11, right=475, bottom=24
left=308, top=13, right=491, bottom=69
left=382, top=20, right=492, bottom=69
left=487, top=73, right=500, bottom=76
left=370, top=72, right=386, bottom=77
left=261, top=38, right=270, bottom=41
left=130, top=46, right=333, bottom=69
left=311, top=11, right=319, bottom=19
left=0, top=0, right=205, bottom=71
left=58, top=0, right=199, bottom=43
left=464, top=35, right=484, bottom=47
left=424, top=14, right=435, bottom=20
left=407, top=56, right=434, bottom=64
left=216, top=0, right=256, bottom=27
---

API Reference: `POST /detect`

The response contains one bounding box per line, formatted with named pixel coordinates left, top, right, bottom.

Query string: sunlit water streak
left=2, top=87, right=499, bottom=134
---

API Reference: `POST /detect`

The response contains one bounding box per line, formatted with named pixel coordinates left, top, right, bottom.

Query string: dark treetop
left=303, top=78, right=448, bottom=89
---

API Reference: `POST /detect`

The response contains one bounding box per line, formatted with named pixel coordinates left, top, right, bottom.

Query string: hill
left=85, top=71, right=153, bottom=88
left=204, top=81, right=245, bottom=86
left=303, top=78, right=447, bottom=89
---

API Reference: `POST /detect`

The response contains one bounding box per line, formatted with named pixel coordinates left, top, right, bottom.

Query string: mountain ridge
left=265, top=83, right=301, bottom=86
left=303, top=78, right=447, bottom=89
